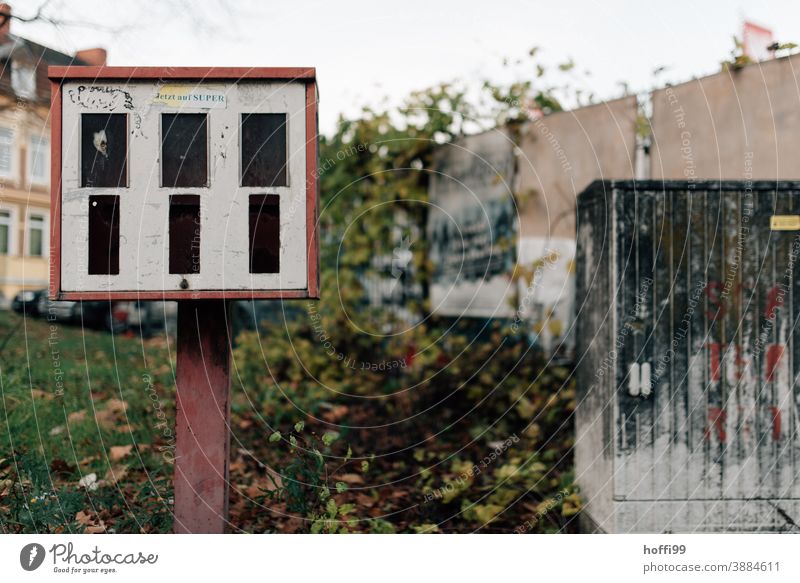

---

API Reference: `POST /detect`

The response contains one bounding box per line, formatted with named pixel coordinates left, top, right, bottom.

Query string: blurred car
left=11, top=288, right=48, bottom=316
left=122, top=300, right=176, bottom=337
left=36, top=294, right=175, bottom=336
left=37, top=293, right=75, bottom=322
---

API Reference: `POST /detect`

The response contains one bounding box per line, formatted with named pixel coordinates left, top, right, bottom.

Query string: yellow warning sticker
left=770, top=215, right=800, bottom=230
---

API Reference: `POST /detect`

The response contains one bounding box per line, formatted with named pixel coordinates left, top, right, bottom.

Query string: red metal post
left=174, top=300, right=233, bottom=533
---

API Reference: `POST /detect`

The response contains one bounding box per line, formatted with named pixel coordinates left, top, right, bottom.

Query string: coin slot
left=88, top=195, right=120, bottom=275
left=249, top=194, right=280, bottom=273
left=169, top=194, right=201, bottom=275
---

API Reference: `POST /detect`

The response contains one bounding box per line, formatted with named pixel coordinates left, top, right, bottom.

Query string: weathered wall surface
left=650, top=54, right=800, bottom=180
left=517, top=96, right=638, bottom=240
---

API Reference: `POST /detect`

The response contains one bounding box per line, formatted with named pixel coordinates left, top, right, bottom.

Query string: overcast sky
left=14, top=0, right=800, bottom=134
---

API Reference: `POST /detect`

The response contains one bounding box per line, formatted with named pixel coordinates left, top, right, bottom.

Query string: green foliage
left=235, top=311, right=579, bottom=532
left=231, top=53, right=583, bottom=532
left=0, top=452, right=83, bottom=532
left=721, top=36, right=753, bottom=71
left=256, top=421, right=360, bottom=534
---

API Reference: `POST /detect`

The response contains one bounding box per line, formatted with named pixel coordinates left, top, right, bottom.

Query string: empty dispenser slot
left=88, top=195, right=120, bottom=275
left=248, top=194, right=280, bottom=273
left=241, top=114, right=288, bottom=187
left=81, top=114, right=128, bottom=188
left=169, top=194, right=201, bottom=274
left=161, top=113, right=208, bottom=187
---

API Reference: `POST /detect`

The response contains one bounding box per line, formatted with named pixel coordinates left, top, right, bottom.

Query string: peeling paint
left=68, top=85, right=134, bottom=111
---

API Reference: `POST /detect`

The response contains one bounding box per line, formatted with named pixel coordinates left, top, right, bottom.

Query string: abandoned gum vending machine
left=47, top=67, right=319, bottom=533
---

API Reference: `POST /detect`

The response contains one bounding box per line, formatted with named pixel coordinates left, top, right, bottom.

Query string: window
left=11, top=61, right=36, bottom=100
left=161, top=113, right=208, bottom=187
left=27, top=213, right=46, bottom=257
left=28, top=135, right=48, bottom=186
left=240, top=114, right=288, bottom=187
left=81, top=114, right=128, bottom=188
left=0, top=209, right=11, bottom=255
left=0, top=127, right=14, bottom=179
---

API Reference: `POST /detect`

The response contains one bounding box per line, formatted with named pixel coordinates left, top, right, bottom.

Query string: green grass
left=0, top=309, right=176, bottom=533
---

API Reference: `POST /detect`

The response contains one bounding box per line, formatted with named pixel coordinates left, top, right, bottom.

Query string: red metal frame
left=47, top=66, right=319, bottom=301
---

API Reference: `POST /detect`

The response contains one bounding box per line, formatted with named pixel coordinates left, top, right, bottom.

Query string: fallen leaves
left=68, top=410, right=87, bottom=423
left=319, top=404, right=349, bottom=423
left=338, top=473, right=364, bottom=485
left=30, top=388, right=55, bottom=400
left=75, top=510, right=107, bottom=533
left=94, top=409, right=117, bottom=429
left=105, top=399, right=128, bottom=414
left=93, top=399, right=128, bottom=430
left=104, top=464, right=129, bottom=485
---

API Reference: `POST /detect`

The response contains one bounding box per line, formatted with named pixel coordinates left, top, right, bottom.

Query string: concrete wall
left=514, top=97, right=637, bottom=352
left=650, top=54, right=800, bottom=180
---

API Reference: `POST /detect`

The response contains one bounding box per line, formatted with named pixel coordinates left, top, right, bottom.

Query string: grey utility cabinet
left=576, top=180, right=800, bottom=532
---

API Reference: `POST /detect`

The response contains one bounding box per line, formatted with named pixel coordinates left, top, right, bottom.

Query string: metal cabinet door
left=614, top=185, right=800, bottom=509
